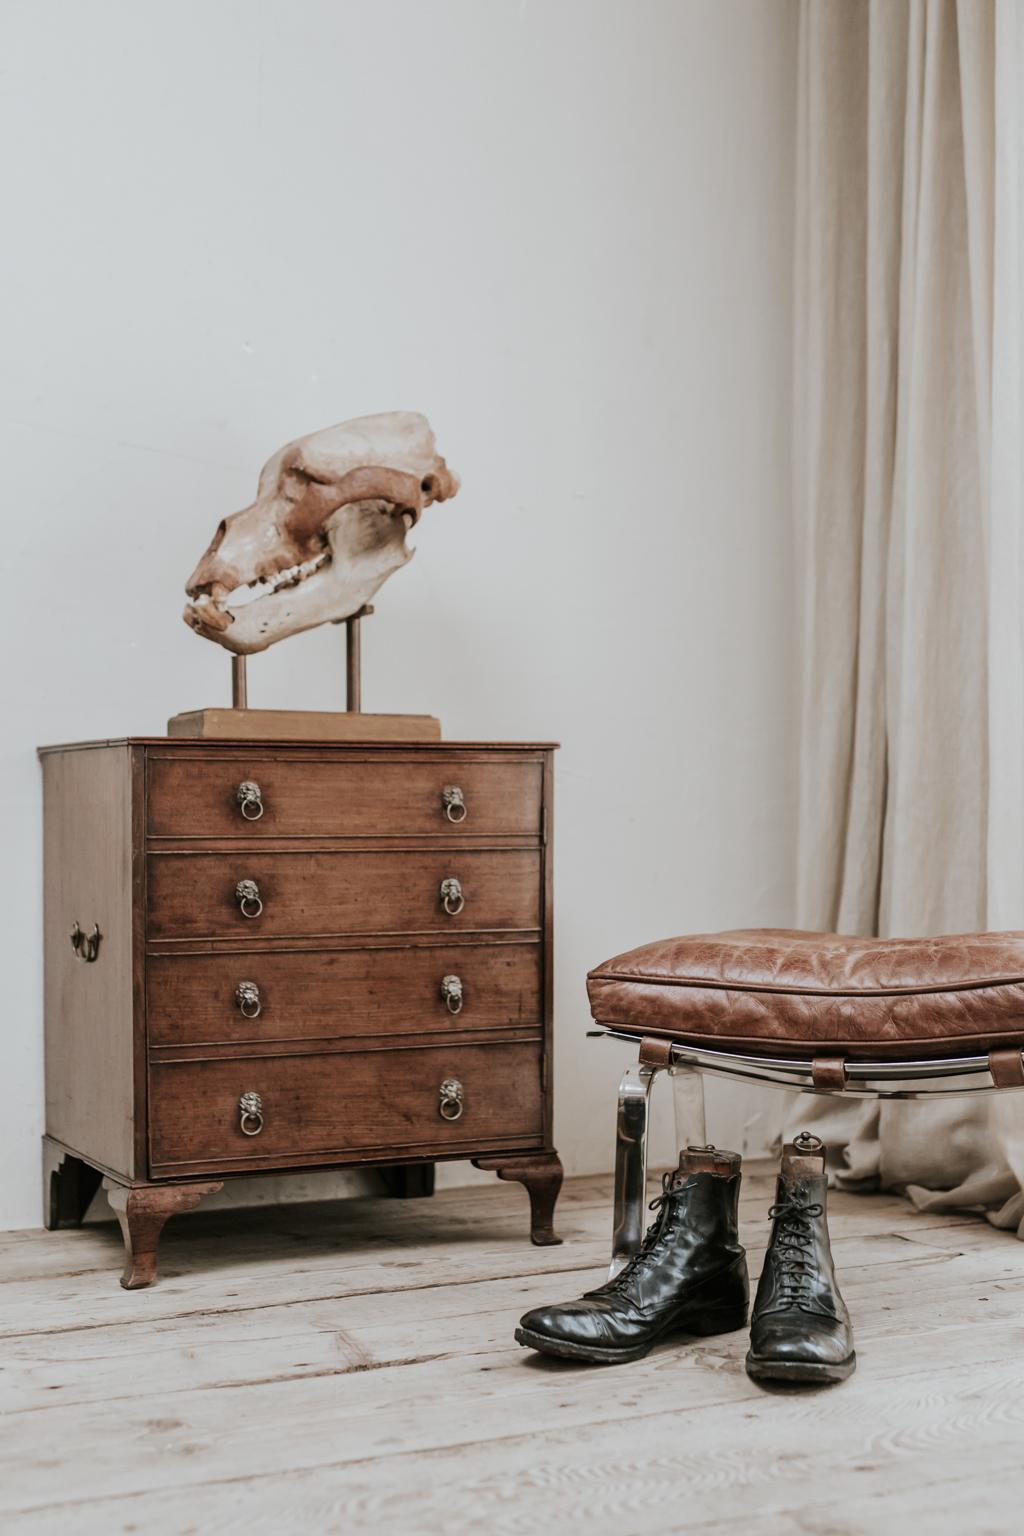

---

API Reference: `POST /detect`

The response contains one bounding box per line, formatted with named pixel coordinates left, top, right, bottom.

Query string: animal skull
left=184, top=411, right=459, bottom=654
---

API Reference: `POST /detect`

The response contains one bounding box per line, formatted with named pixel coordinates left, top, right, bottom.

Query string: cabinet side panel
left=43, top=746, right=135, bottom=1178
left=542, top=749, right=555, bottom=1149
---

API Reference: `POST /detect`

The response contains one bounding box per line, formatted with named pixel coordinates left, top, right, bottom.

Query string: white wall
left=0, top=0, right=798, bottom=1230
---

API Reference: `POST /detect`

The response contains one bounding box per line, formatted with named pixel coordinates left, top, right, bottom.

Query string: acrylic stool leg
left=609, top=1063, right=657, bottom=1278
left=669, top=1063, right=707, bottom=1152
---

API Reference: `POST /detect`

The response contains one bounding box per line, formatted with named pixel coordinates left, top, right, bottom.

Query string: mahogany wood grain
left=146, top=942, right=542, bottom=1045
left=41, top=745, right=136, bottom=1181
left=167, top=708, right=441, bottom=743
left=103, top=1179, right=223, bottom=1288
left=473, top=1152, right=564, bottom=1245
left=148, top=1042, right=544, bottom=1174
left=147, top=754, right=543, bottom=839
left=146, top=849, right=542, bottom=940
left=541, top=748, right=555, bottom=1150
left=40, top=737, right=559, bottom=1279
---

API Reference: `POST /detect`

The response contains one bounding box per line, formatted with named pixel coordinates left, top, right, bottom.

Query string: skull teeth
left=220, top=551, right=331, bottom=610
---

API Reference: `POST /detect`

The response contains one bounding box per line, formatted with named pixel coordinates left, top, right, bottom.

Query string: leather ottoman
left=587, top=927, right=1024, bottom=1271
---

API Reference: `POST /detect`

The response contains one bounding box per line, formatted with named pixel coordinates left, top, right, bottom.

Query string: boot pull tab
left=782, top=1130, right=827, bottom=1179
left=676, top=1143, right=741, bottom=1179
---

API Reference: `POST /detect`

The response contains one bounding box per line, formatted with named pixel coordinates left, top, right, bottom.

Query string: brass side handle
left=440, top=974, right=464, bottom=1014
left=239, top=1091, right=264, bottom=1135
left=441, top=785, right=467, bottom=823
left=235, top=981, right=262, bottom=1019
left=439, top=877, right=464, bottom=916
left=439, top=1078, right=464, bottom=1121
left=236, top=781, right=264, bottom=821
left=70, top=922, right=101, bottom=962
left=235, top=879, right=263, bottom=919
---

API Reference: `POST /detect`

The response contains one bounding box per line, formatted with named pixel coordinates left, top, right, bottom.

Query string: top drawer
left=147, top=754, right=544, bottom=839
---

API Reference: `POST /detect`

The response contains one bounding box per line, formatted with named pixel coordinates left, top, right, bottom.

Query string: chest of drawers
left=40, top=738, right=561, bottom=1287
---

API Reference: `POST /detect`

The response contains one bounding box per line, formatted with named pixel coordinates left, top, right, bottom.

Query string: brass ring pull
left=70, top=922, right=101, bottom=963
left=235, top=879, right=263, bottom=919
left=239, top=1091, right=264, bottom=1135
left=441, top=785, right=467, bottom=823
left=438, top=1078, right=464, bottom=1121
left=235, top=981, right=262, bottom=1019
left=236, top=781, right=264, bottom=821
left=440, top=974, right=464, bottom=1015
left=439, top=877, right=464, bottom=916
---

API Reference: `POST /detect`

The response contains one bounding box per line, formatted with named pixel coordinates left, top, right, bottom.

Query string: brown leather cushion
left=587, top=929, right=1024, bottom=1060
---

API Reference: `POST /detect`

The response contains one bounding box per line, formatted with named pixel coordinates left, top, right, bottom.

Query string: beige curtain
left=792, top=0, right=1024, bottom=1230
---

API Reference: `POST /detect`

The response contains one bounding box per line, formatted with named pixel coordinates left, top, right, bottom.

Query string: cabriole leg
left=473, top=1152, right=564, bottom=1245
left=669, top=1063, right=707, bottom=1153
left=103, top=1179, right=223, bottom=1289
left=610, top=1063, right=657, bottom=1277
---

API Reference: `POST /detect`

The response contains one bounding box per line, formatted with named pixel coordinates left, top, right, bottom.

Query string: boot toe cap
left=750, top=1315, right=852, bottom=1368
left=518, top=1300, right=612, bottom=1348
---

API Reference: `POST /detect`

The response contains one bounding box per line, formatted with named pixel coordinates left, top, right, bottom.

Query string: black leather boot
left=515, top=1146, right=748, bottom=1364
left=746, top=1132, right=856, bottom=1385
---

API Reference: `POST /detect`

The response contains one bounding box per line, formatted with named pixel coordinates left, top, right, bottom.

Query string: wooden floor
left=2, top=1164, right=1024, bottom=1535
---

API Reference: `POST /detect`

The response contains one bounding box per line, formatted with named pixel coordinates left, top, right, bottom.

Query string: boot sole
left=515, top=1302, right=749, bottom=1365
left=744, top=1349, right=856, bottom=1385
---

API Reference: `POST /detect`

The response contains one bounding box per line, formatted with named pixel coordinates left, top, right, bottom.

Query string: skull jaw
left=183, top=521, right=414, bottom=656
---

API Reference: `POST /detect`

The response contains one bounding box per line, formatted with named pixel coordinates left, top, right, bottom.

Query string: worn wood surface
left=149, top=1039, right=544, bottom=1174
left=39, top=739, right=557, bottom=1285
left=146, top=848, right=543, bottom=940
left=41, top=1141, right=102, bottom=1230
left=472, top=1150, right=564, bottom=1245
left=147, top=751, right=543, bottom=838
left=2, top=1165, right=1023, bottom=1533
left=103, top=1179, right=223, bottom=1289
left=41, top=744, right=136, bottom=1183
left=166, top=709, right=443, bottom=743
left=146, top=940, right=542, bottom=1045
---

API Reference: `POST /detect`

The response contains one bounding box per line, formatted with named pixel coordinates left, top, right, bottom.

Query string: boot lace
left=605, top=1173, right=681, bottom=1292
left=766, top=1196, right=823, bottom=1310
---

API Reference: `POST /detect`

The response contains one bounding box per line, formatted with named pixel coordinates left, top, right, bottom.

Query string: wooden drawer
left=147, top=849, right=541, bottom=940
left=147, top=754, right=543, bottom=839
left=148, top=1041, right=544, bottom=1172
left=147, top=942, right=543, bottom=1045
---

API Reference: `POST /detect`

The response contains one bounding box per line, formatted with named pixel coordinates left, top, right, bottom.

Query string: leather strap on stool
left=638, top=1036, right=675, bottom=1069
left=988, top=1048, right=1024, bottom=1088
left=811, top=1056, right=847, bottom=1091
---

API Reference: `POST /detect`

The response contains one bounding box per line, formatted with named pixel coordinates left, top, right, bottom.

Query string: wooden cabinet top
left=39, top=738, right=559, bottom=756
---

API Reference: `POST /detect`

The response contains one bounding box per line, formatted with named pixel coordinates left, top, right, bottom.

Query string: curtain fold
left=792, top=0, right=1024, bottom=1230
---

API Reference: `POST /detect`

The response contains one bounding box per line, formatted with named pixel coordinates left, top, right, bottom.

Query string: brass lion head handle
left=440, top=974, right=464, bottom=1015
left=235, top=879, right=263, bottom=919
left=441, top=785, right=467, bottom=823
left=239, top=1091, right=264, bottom=1136
left=438, top=1079, right=464, bottom=1121
left=235, top=981, right=262, bottom=1019
left=236, top=781, right=264, bottom=821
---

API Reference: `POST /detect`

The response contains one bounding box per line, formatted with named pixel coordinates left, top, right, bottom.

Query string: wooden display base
left=167, top=708, right=441, bottom=742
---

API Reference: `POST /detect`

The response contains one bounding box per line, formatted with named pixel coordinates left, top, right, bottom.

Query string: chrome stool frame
left=594, top=1027, right=1024, bottom=1278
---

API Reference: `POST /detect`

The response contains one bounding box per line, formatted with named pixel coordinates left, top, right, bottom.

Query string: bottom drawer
left=148, top=1041, right=543, bottom=1173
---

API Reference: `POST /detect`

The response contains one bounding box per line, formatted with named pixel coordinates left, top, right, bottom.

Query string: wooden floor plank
left=2, top=1170, right=1022, bottom=1534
